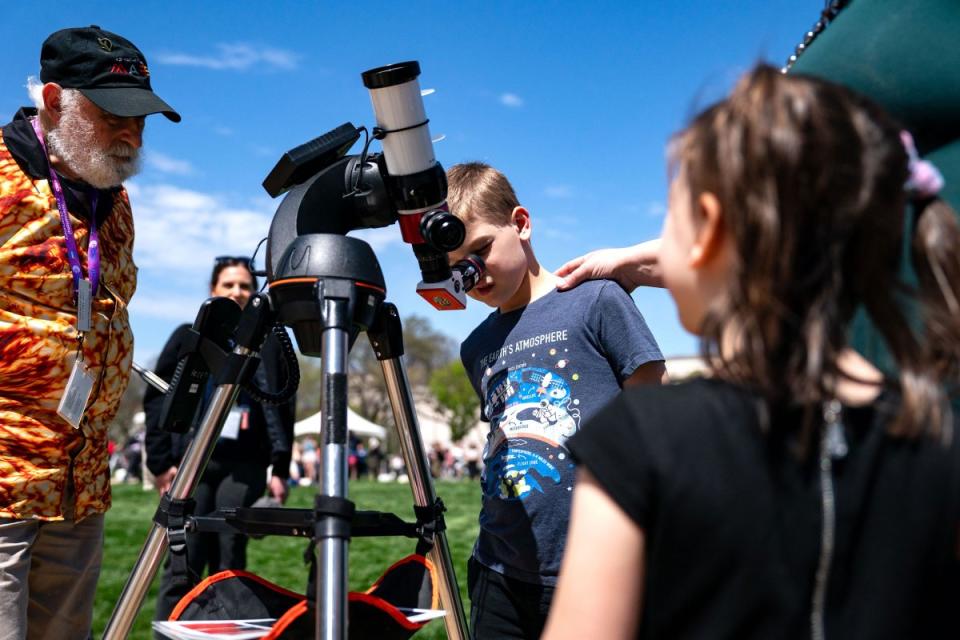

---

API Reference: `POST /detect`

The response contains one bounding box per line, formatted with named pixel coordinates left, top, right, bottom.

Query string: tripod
left=104, top=233, right=469, bottom=640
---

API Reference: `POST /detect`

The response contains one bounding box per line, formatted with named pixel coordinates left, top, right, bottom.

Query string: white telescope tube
left=367, top=77, right=435, bottom=176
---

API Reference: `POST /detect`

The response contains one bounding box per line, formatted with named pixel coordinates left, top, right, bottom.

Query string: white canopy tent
left=294, top=407, right=388, bottom=440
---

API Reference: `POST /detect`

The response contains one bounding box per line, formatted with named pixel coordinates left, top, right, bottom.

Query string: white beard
left=45, top=94, right=141, bottom=189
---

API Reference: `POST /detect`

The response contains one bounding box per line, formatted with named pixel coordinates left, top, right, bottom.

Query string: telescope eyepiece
left=420, top=209, right=465, bottom=252
left=454, top=254, right=485, bottom=293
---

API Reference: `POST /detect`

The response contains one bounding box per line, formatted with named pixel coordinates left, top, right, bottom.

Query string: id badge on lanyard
left=58, top=349, right=95, bottom=429
left=32, top=118, right=101, bottom=428
left=221, top=406, right=250, bottom=440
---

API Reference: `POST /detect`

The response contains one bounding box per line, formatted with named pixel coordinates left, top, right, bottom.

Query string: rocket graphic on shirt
left=482, top=363, right=581, bottom=502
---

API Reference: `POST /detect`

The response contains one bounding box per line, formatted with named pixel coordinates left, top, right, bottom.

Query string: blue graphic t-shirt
left=460, top=280, right=664, bottom=585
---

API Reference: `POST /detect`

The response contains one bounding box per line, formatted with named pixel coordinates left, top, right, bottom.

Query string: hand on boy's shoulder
left=555, top=240, right=664, bottom=292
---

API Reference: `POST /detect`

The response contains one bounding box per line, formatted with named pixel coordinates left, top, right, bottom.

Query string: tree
left=429, top=360, right=480, bottom=442
left=294, top=354, right=324, bottom=422
left=399, top=315, right=457, bottom=386
left=347, top=339, right=394, bottom=428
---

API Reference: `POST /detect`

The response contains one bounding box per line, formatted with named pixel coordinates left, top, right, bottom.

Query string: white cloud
left=128, top=182, right=273, bottom=274
left=145, top=151, right=193, bottom=176
left=540, top=227, right=575, bottom=241
left=129, top=292, right=206, bottom=321
left=499, top=93, right=524, bottom=108
left=127, top=183, right=407, bottom=280
left=544, top=184, right=573, bottom=199
left=647, top=201, right=667, bottom=217
left=350, top=227, right=405, bottom=252
left=213, top=126, right=234, bottom=137
left=251, top=145, right=276, bottom=157
left=157, top=43, right=299, bottom=72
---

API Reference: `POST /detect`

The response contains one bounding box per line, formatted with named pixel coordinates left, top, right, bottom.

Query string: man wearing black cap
left=0, top=26, right=179, bottom=639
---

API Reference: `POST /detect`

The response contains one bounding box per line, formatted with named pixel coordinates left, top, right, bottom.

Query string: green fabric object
left=791, top=0, right=960, bottom=156
left=790, top=0, right=960, bottom=371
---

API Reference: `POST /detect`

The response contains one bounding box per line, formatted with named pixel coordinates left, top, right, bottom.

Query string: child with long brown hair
left=542, top=65, right=960, bottom=640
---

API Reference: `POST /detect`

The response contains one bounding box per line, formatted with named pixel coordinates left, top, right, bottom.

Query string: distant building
left=665, top=355, right=708, bottom=381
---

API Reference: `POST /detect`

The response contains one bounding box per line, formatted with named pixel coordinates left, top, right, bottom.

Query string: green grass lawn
left=94, top=480, right=480, bottom=639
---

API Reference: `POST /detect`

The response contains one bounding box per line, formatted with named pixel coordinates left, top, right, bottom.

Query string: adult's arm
left=143, top=324, right=191, bottom=480
left=259, top=332, right=296, bottom=502
left=542, top=470, right=646, bottom=640
left=556, top=239, right=663, bottom=292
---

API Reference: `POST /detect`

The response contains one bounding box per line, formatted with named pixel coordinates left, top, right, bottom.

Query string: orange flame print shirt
left=0, top=122, right=136, bottom=521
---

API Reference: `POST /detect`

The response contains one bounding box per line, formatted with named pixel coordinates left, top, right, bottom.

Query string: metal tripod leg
left=315, top=297, right=351, bottom=640
left=103, top=378, right=246, bottom=639
left=380, top=356, right=470, bottom=640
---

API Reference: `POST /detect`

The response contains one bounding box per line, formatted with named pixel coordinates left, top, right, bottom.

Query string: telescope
left=106, top=61, right=473, bottom=640
left=263, top=61, right=484, bottom=319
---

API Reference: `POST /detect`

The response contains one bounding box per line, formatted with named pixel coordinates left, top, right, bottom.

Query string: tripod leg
left=315, top=297, right=352, bottom=640
left=380, top=356, right=471, bottom=640
left=103, top=382, right=243, bottom=639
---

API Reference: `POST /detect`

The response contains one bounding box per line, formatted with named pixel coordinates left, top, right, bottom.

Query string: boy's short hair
left=446, top=162, right=520, bottom=226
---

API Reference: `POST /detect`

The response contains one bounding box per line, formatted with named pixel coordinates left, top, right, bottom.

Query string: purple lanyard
left=30, top=117, right=100, bottom=298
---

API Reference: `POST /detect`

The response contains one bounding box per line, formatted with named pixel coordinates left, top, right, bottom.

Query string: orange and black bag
left=168, top=554, right=440, bottom=639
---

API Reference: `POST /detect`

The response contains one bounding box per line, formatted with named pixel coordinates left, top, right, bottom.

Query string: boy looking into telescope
left=445, top=162, right=666, bottom=638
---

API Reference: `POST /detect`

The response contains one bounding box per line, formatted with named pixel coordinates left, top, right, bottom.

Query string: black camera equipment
left=262, top=62, right=483, bottom=312
left=105, top=61, right=474, bottom=640
left=156, top=297, right=242, bottom=434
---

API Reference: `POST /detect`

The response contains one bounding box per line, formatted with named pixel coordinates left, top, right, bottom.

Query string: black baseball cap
left=40, top=25, right=180, bottom=123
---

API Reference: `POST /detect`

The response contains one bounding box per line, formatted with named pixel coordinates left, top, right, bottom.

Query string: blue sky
left=2, top=1, right=823, bottom=364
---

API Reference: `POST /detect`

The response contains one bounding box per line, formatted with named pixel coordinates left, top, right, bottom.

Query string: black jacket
left=144, top=323, right=295, bottom=478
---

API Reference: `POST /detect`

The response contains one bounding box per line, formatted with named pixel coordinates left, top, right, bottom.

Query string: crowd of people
left=1, top=5, right=959, bottom=639
left=108, top=432, right=145, bottom=485
left=289, top=435, right=385, bottom=483
left=428, top=441, right=483, bottom=480
left=289, top=436, right=480, bottom=484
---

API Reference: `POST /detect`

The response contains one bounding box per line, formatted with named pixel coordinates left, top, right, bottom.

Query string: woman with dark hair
left=144, top=256, right=296, bottom=624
